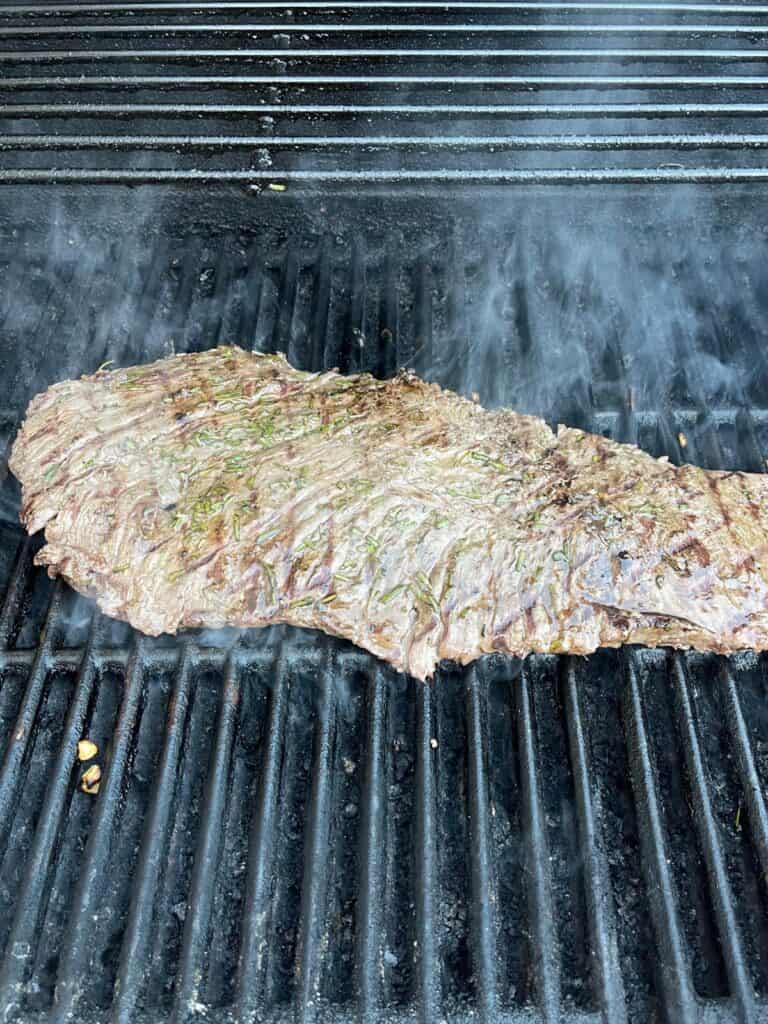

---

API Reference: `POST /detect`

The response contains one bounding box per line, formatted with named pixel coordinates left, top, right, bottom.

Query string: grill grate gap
left=294, top=649, right=337, bottom=1021
left=517, top=660, right=560, bottom=1020
left=485, top=659, right=532, bottom=1009
left=564, top=659, right=628, bottom=1022
left=381, top=671, right=417, bottom=1009
left=120, top=654, right=191, bottom=1015
left=236, top=654, right=291, bottom=1019
left=432, top=666, right=474, bottom=1009
left=201, top=661, right=271, bottom=1010
left=171, top=657, right=241, bottom=1019
left=464, top=663, right=498, bottom=1020
left=0, top=616, right=100, bottom=1012
left=526, top=655, right=592, bottom=1013
left=313, top=661, right=368, bottom=1008
left=623, top=652, right=697, bottom=1023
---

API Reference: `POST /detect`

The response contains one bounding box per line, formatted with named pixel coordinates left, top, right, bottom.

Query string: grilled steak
left=10, top=345, right=768, bottom=679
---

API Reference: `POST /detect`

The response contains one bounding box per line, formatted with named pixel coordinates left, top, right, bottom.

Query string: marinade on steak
left=10, top=346, right=768, bottom=679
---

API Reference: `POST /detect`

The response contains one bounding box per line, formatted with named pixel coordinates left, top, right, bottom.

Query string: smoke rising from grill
left=446, top=189, right=767, bottom=427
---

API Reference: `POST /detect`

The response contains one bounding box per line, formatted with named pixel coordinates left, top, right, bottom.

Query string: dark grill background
left=0, top=199, right=767, bottom=1024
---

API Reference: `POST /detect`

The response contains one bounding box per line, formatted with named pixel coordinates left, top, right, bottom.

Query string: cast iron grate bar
left=671, top=655, right=756, bottom=1022
left=236, top=656, right=290, bottom=1018
left=4, top=22, right=768, bottom=34
left=0, top=613, right=101, bottom=1016
left=4, top=2, right=768, bottom=11
left=0, top=538, right=33, bottom=649
left=622, top=654, right=697, bottom=1024
left=1, top=49, right=766, bottom=59
left=416, top=683, right=438, bottom=1021
left=114, top=645, right=194, bottom=1024
left=309, top=235, right=332, bottom=374
left=465, top=664, right=498, bottom=1020
left=5, top=75, right=768, bottom=87
left=0, top=581, right=65, bottom=868
left=564, top=663, right=627, bottom=1023
left=295, top=650, right=336, bottom=1022
left=15, top=102, right=768, bottom=114
left=51, top=640, right=147, bottom=1023
left=720, top=664, right=768, bottom=889
left=6, top=168, right=768, bottom=185
left=517, top=662, right=560, bottom=1021
left=171, top=654, right=241, bottom=1022
left=8, top=133, right=768, bottom=150
left=357, top=666, right=386, bottom=1021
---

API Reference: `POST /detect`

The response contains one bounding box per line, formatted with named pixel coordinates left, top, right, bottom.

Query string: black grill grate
left=0, top=0, right=767, bottom=184
left=1, top=207, right=768, bottom=1023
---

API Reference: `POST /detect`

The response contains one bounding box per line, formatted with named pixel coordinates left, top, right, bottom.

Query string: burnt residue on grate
left=2, top=207, right=768, bottom=1024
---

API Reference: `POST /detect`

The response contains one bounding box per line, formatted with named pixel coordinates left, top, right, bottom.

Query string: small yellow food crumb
left=81, top=764, right=102, bottom=795
left=430, top=737, right=438, bottom=750
left=678, top=432, right=687, bottom=448
left=77, top=739, right=98, bottom=762
left=268, top=183, right=287, bottom=192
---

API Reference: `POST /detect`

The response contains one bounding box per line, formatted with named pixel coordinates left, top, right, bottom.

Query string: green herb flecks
left=365, top=535, right=380, bottom=558
left=380, top=583, right=407, bottom=605
left=335, top=477, right=375, bottom=503
left=467, top=450, right=511, bottom=474
left=224, top=453, right=252, bottom=475
left=116, top=368, right=148, bottom=391
left=255, top=527, right=279, bottom=547
left=446, top=485, right=485, bottom=502
left=171, top=483, right=233, bottom=540
left=427, top=510, right=451, bottom=530
left=413, top=571, right=440, bottom=615
left=320, top=414, right=351, bottom=436
left=287, top=588, right=339, bottom=611
left=552, top=541, right=570, bottom=566
left=333, top=570, right=360, bottom=586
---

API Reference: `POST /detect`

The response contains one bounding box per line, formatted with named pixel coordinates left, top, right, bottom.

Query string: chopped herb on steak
left=10, top=345, right=768, bottom=679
